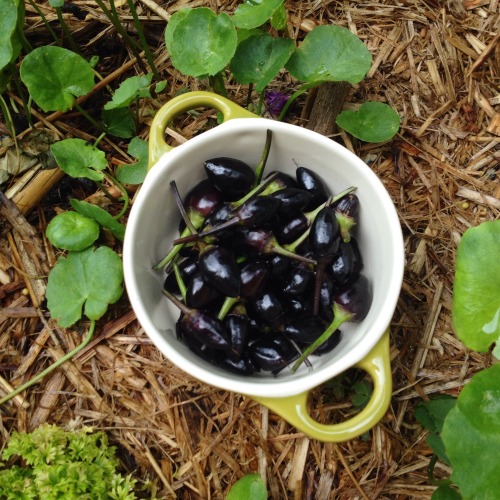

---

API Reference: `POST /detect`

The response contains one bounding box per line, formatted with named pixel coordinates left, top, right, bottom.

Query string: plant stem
left=246, top=83, right=254, bottom=108
left=0, top=320, right=96, bottom=405
left=104, top=171, right=130, bottom=220
left=0, top=95, right=19, bottom=152
left=74, top=103, right=103, bottom=131
left=26, top=0, right=61, bottom=46
left=256, top=90, right=266, bottom=116
left=209, top=73, right=228, bottom=97
left=55, top=7, right=79, bottom=53
left=94, top=0, right=149, bottom=74
left=278, top=81, right=324, bottom=122
left=126, top=0, right=160, bottom=79
left=94, top=132, right=107, bottom=147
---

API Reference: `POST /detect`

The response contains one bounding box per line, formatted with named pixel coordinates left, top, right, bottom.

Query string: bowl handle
left=251, top=330, right=392, bottom=442
left=149, top=91, right=257, bottom=170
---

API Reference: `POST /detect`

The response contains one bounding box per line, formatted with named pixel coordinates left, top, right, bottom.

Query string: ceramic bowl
left=123, top=91, right=404, bottom=442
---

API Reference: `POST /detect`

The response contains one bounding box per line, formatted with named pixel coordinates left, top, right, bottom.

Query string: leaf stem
left=209, top=72, right=228, bottom=97
left=104, top=171, right=129, bottom=220
left=256, top=90, right=266, bottom=116
left=126, top=0, right=160, bottom=79
left=26, top=0, right=60, bottom=46
left=277, top=81, right=324, bottom=122
left=94, top=0, right=149, bottom=74
left=55, top=7, right=80, bottom=54
left=74, top=103, right=103, bottom=131
left=0, top=320, right=96, bottom=405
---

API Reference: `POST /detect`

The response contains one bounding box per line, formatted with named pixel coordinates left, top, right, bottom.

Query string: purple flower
left=265, top=91, right=289, bottom=116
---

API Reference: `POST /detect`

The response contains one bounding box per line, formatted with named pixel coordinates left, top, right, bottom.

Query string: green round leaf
left=0, top=0, right=24, bottom=71
left=232, top=0, right=284, bottom=29
left=70, top=199, right=126, bottom=241
left=166, top=8, right=237, bottom=77
left=336, top=102, right=400, bottom=142
left=285, top=25, right=372, bottom=84
left=104, top=73, right=153, bottom=110
left=46, top=246, right=123, bottom=327
left=452, top=220, right=500, bottom=356
left=102, top=107, right=136, bottom=138
left=46, top=212, right=99, bottom=251
left=165, top=8, right=191, bottom=49
left=226, top=474, right=267, bottom=500
left=441, top=365, right=500, bottom=500
left=115, top=136, right=148, bottom=185
left=51, top=138, right=107, bottom=181
left=230, top=34, right=295, bottom=92
left=20, top=46, right=95, bottom=112
left=431, top=485, right=462, bottom=500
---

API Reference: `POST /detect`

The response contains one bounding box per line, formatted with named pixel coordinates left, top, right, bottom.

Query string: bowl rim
left=123, top=118, right=405, bottom=397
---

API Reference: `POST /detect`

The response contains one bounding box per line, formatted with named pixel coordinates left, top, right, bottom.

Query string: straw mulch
left=1, top=1, right=499, bottom=498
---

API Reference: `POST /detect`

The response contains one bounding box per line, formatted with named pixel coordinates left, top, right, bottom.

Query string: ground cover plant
left=0, top=0, right=498, bottom=498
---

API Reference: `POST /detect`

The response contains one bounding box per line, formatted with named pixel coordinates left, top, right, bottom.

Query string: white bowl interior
left=123, top=118, right=404, bottom=398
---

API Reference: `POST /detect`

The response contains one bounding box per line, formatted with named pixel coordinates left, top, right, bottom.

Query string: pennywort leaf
left=46, top=246, right=123, bottom=327
left=51, top=138, right=107, bottom=181
left=20, top=46, right=95, bottom=112
left=70, top=199, right=126, bottom=241
left=230, top=33, right=295, bottom=92
left=232, top=0, right=284, bottom=29
left=165, top=8, right=237, bottom=77
left=116, top=136, right=148, bottom=185
left=452, top=220, right=500, bottom=357
left=104, top=73, right=153, bottom=110
left=441, top=364, right=500, bottom=500
left=102, top=107, right=136, bottom=138
left=226, top=473, right=267, bottom=500
left=285, top=25, right=372, bottom=84
left=0, top=0, right=24, bottom=71
left=336, top=102, right=400, bottom=142
left=431, top=485, right=462, bottom=500
left=414, top=395, right=456, bottom=464
left=46, top=212, right=100, bottom=251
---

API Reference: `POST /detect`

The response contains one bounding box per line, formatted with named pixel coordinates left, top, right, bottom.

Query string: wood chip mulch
left=1, top=1, right=499, bottom=498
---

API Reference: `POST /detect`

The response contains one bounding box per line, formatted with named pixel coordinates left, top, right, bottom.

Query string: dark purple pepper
left=333, top=193, right=360, bottom=242
left=282, top=264, right=314, bottom=296
left=185, top=272, right=221, bottom=309
left=250, top=291, right=284, bottom=325
left=284, top=315, right=328, bottom=343
left=204, top=157, right=255, bottom=201
left=248, top=338, right=288, bottom=372
left=198, top=245, right=241, bottom=297
left=240, top=261, right=270, bottom=299
left=271, top=188, right=313, bottom=216
left=329, top=238, right=363, bottom=290
left=296, top=165, right=330, bottom=210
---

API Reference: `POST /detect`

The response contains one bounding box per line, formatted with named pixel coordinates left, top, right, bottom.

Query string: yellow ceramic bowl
left=123, top=92, right=404, bottom=442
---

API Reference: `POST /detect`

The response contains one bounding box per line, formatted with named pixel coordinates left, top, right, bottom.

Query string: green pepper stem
left=291, top=305, right=351, bottom=372
left=217, top=296, right=238, bottom=321
left=0, top=320, right=96, bottom=405
left=172, top=261, right=187, bottom=302
left=254, top=129, right=273, bottom=186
